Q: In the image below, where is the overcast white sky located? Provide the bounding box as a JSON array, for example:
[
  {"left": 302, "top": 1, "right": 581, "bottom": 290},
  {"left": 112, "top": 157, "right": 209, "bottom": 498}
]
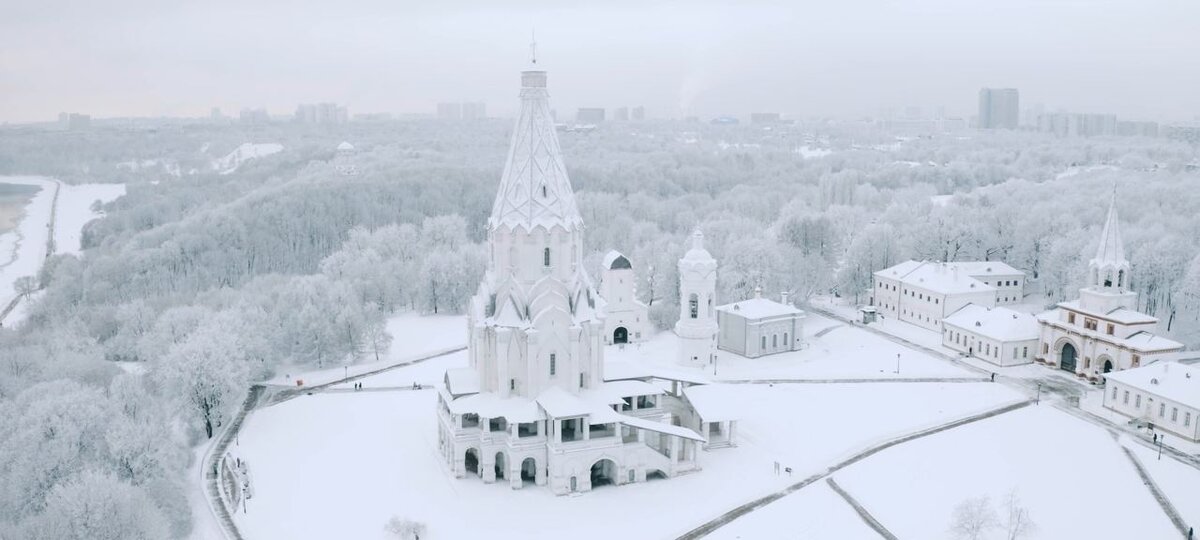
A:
[{"left": 1, "top": 0, "right": 1197, "bottom": 123}]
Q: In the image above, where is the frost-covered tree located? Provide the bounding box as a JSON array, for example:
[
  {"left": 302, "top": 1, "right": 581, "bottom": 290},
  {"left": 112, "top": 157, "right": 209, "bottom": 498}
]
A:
[
  {"left": 949, "top": 496, "right": 999, "bottom": 540},
  {"left": 19, "top": 470, "right": 170, "bottom": 540},
  {"left": 155, "top": 322, "right": 249, "bottom": 438}
]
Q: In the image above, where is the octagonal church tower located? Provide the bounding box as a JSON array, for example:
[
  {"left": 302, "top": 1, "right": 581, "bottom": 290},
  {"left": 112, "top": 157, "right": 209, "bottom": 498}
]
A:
[{"left": 465, "top": 64, "right": 605, "bottom": 401}]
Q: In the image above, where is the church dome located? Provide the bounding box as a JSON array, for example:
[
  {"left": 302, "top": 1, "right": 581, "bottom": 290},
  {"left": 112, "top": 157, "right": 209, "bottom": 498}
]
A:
[{"left": 681, "top": 230, "right": 715, "bottom": 264}]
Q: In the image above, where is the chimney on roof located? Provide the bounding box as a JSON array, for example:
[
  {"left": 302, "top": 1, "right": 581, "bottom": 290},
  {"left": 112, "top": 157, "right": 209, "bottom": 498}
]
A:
[{"left": 781, "top": 291, "right": 789, "bottom": 305}]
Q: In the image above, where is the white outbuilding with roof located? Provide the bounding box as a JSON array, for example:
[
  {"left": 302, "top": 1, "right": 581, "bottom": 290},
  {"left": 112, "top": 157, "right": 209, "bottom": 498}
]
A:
[
  {"left": 600, "top": 250, "right": 649, "bottom": 345},
  {"left": 942, "top": 304, "right": 1038, "bottom": 366},
  {"left": 871, "top": 260, "right": 1003, "bottom": 331},
  {"left": 1102, "top": 362, "right": 1200, "bottom": 442},
  {"left": 715, "top": 288, "right": 806, "bottom": 358}
]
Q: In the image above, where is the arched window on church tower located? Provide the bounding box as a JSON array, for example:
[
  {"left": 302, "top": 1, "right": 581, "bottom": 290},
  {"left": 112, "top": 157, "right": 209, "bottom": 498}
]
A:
[
  {"left": 544, "top": 247, "right": 551, "bottom": 267},
  {"left": 1103, "top": 269, "right": 1113, "bottom": 288},
  {"left": 689, "top": 294, "right": 699, "bottom": 319},
  {"left": 1118, "top": 269, "right": 1125, "bottom": 289},
  {"left": 707, "top": 297, "right": 713, "bottom": 317}
]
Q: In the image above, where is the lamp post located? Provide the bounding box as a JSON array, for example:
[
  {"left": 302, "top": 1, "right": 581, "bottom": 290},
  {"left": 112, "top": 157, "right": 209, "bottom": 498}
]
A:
[
  {"left": 1036, "top": 383, "right": 1041, "bottom": 405},
  {"left": 895, "top": 353, "right": 900, "bottom": 375}
]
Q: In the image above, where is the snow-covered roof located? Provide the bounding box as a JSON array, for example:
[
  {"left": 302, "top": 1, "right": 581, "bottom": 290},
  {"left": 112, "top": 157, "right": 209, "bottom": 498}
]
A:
[
  {"left": 943, "top": 304, "right": 1038, "bottom": 342},
  {"left": 1093, "top": 193, "right": 1126, "bottom": 266},
  {"left": 447, "top": 392, "right": 545, "bottom": 423},
  {"left": 603, "top": 250, "right": 632, "bottom": 270},
  {"left": 603, "top": 360, "right": 654, "bottom": 382},
  {"left": 1056, "top": 301, "right": 1159, "bottom": 325},
  {"left": 603, "top": 360, "right": 713, "bottom": 386},
  {"left": 716, "top": 297, "right": 804, "bottom": 320},
  {"left": 1120, "top": 331, "right": 1184, "bottom": 352},
  {"left": 444, "top": 367, "right": 479, "bottom": 397},
  {"left": 1105, "top": 362, "right": 1200, "bottom": 408},
  {"left": 684, "top": 385, "right": 742, "bottom": 422},
  {"left": 875, "top": 260, "right": 996, "bottom": 295},
  {"left": 336, "top": 141, "right": 354, "bottom": 151},
  {"left": 487, "top": 69, "right": 583, "bottom": 232},
  {"left": 536, "top": 387, "right": 596, "bottom": 418},
  {"left": 944, "top": 261, "right": 1023, "bottom": 278},
  {"left": 619, "top": 415, "right": 706, "bottom": 442},
  {"left": 586, "top": 380, "right": 663, "bottom": 405}
]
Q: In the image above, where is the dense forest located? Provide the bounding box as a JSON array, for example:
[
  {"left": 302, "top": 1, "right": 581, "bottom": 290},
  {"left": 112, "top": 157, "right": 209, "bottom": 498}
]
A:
[{"left": 0, "top": 118, "right": 1197, "bottom": 537}]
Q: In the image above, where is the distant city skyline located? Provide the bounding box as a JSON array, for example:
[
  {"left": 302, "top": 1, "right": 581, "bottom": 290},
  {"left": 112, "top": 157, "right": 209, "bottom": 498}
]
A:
[{"left": 2, "top": 0, "right": 1198, "bottom": 124}]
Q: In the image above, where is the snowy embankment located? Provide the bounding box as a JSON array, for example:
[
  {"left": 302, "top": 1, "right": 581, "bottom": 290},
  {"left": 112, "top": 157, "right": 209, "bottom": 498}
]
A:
[
  {"left": 0, "top": 176, "right": 56, "bottom": 318},
  {"left": 212, "top": 143, "right": 284, "bottom": 175},
  {"left": 0, "top": 177, "right": 125, "bottom": 326},
  {"left": 832, "top": 406, "right": 1183, "bottom": 540}
]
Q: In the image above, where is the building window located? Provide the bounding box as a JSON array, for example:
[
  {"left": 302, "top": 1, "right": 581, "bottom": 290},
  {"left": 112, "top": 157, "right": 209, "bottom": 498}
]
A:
[
  {"left": 1172, "top": 408, "right": 1178, "bottom": 422},
  {"left": 1123, "top": 391, "right": 1129, "bottom": 405},
  {"left": 689, "top": 294, "right": 698, "bottom": 319},
  {"left": 1012, "top": 348, "right": 1018, "bottom": 360},
  {"left": 1084, "top": 319, "right": 1098, "bottom": 331},
  {"left": 1159, "top": 403, "right": 1166, "bottom": 418},
  {"left": 1068, "top": 313, "right": 1076, "bottom": 324},
  {"left": 1106, "top": 323, "right": 1114, "bottom": 335},
  {"left": 761, "top": 336, "right": 767, "bottom": 349},
  {"left": 1022, "top": 346, "right": 1028, "bottom": 358},
  {"left": 550, "top": 354, "right": 556, "bottom": 376},
  {"left": 1135, "top": 394, "right": 1141, "bottom": 408},
  {"left": 784, "top": 332, "right": 789, "bottom": 344},
  {"left": 1042, "top": 343, "right": 1049, "bottom": 354},
  {"left": 579, "top": 373, "right": 585, "bottom": 389},
  {"left": 1132, "top": 354, "right": 1141, "bottom": 367},
  {"left": 1084, "top": 357, "right": 1091, "bottom": 369},
  {"left": 772, "top": 334, "right": 778, "bottom": 348},
  {"left": 544, "top": 247, "right": 551, "bottom": 267},
  {"left": 510, "top": 379, "right": 516, "bottom": 390},
  {"left": 1186, "top": 412, "right": 1192, "bottom": 427},
  {"left": 1111, "top": 386, "right": 1118, "bottom": 400},
  {"left": 541, "top": 185, "right": 547, "bottom": 198}
]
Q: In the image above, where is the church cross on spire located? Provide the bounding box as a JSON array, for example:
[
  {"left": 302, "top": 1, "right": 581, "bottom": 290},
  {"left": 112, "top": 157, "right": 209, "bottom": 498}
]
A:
[{"left": 530, "top": 30, "right": 537, "bottom": 65}]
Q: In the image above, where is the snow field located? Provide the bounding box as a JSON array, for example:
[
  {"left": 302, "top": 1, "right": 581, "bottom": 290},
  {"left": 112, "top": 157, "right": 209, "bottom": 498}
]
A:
[
  {"left": 708, "top": 481, "right": 880, "bottom": 540},
  {"left": 833, "top": 405, "right": 1181, "bottom": 540},
  {"left": 608, "top": 313, "right": 976, "bottom": 381},
  {"left": 264, "top": 313, "right": 466, "bottom": 387},
  {"left": 54, "top": 182, "right": 126, "bottom": 254},
  {"left": 233, "top": 376, "right": 1024, "bottom": 540}
]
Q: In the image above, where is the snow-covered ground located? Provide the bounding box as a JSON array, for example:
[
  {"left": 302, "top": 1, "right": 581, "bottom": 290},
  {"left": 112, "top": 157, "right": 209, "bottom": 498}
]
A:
[
  {"left": 607, "top": 313, "right": 976, "bottom": 381},
  {"left": 54, "top": 183, "right": 126, "bottom": 254},
  {"left": 833, "top": 405, "right": 1183, "bottom": 539},
  {"left": 1122, "top": 435, "right": 1200, "bottom": 530},
  {"left": 234, "top": 364, "right": 1023, "bottom": 539},
  {"left": 213, "top": 143, "right": 284, "bottom": 175},
  {"left": 0, "top": 176, "right": 126, "bottom": 325},
  {"left": 263, "top": 313, "right": 465, "bottom": 387},
  {"left": 0, "top": 176, "right": 55, "bottom": 314},
  {"left": 708, "top": 481, "right": 880, "bottom": 539}
]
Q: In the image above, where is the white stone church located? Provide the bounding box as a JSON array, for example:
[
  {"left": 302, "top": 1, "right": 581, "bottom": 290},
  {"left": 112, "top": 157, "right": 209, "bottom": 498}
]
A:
[
  {"left": 1034, "top": 195, "right": 1183, "bottom": 380},
  {"left": 436, "top": 59, "right": 707, "bottom": 494}
]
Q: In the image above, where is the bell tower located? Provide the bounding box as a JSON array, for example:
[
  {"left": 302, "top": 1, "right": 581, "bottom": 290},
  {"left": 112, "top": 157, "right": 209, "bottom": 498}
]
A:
[{"left": 675, "top": 230, "right": 719, "bottom": 366}]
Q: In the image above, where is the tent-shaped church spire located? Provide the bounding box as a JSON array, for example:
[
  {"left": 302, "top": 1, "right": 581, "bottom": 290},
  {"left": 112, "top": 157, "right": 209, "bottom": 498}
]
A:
[
  {"left": 1093, "top": 190, "right": 1126, "bottom": 266},
  {"left": 487, "top": 41, "right": 583, "bottom": 233}
]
